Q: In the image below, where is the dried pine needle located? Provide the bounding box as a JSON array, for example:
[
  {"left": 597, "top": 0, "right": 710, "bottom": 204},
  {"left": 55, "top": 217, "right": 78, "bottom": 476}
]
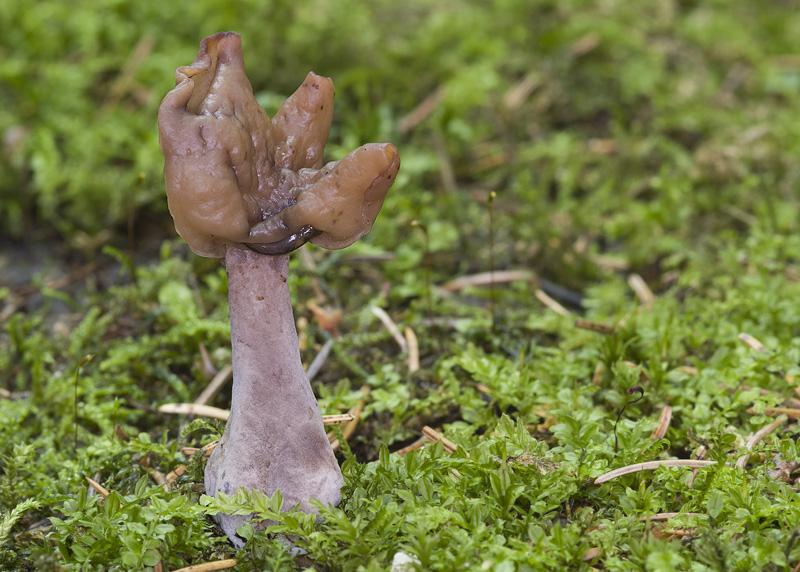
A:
[
  {"left": 649, "top": 406, "right": 672, "bottom": 440},
  {"left": 159, "top": 403, "right": 352, "bottom": 426},
  {"left": 193, "top": 363, "right": 233, "bottom": 407},
  {"left": 322, "top": 413, "right": 356, "bottom": 426},
  {"left": 85, "top": 476, "right": 109, "bottom": 498},
  {"left": 371, "top": 306, "right": 407, "bottom": 351},
  {"left": 306, "top": 338, "right": 334, "bottom": 381},
  {"left": 738, "top": 332, "right": 767, "bottom": 352},
  {"left": 169, "top": 560, "right": 238, "bottom": 572},
  {"left": 166, "top": 464, "right": 187, "bottom": 483},
  {"left": 421, "top": 426, "right": 463, "bottom": 455},
  {"left": 594, "top": 460, "right": 717, "bottom": 485},
  {"left": 393, "top": 436, "right": 428, "bottom": 456},
  {"left": 405, "top": 327, "right": 420, "bottom": 372},
  {"left": 574, "top": 320, "right": 615, "bottom": 335},
  {"left": 627, "top": 273, "right": 654, "bottom": 308},
  {"left": 746, "top": 407, "right": 800, "bottom": 419},
  {"left": 534, "top": 288, "right": 571, "bottom": 316},
  {"left": 181, "top": 441, "right": 217, "bottom": 458},
  {"left": 329, "top": 387, "right": 369, "bottom": 450},
  {"left": 582, "top": 547, "right": 602, "bottom": 562},
  {"left": 148, "top": 468, "right": 168, "bottom": 487},
  {"left": 158, "top": 403, "right": 230, "bottom": 420},
  {"left": 441, "top": 270, "right": 533, "bottom": 292}
]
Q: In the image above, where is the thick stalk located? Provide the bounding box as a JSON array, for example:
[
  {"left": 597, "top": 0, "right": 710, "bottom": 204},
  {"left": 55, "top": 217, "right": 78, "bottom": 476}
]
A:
[{"left": 205, "top": 245, "right": 343, "bottom": 547}]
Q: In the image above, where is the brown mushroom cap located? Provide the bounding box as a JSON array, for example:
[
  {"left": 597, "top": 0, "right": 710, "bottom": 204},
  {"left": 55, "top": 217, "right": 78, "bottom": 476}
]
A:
[
  {"left": 158, "top": 31, "right": 399, "bottom": 258},
  {"left": 158, "top": 32, "right": 259, "bottom": 258},
  {"left": 249, "top": 143, "right": 400, "bottom": 249}
]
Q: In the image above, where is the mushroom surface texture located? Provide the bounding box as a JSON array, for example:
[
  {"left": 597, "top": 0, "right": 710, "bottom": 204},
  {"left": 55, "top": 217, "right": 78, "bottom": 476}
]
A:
[{"left": 157, "top": 31, "right": 400, "bottom": 547}]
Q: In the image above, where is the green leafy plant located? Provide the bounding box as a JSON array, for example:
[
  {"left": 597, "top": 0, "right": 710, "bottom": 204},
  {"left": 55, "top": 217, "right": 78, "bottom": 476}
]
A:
[{"left": 47, "top": 477, "right": 215, "bottom": 569}]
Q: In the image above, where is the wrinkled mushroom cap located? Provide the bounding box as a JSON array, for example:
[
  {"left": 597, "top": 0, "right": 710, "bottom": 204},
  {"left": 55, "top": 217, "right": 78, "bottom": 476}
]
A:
[
  {"left": 250, "top": 143, "right": 400, "bottom": 249},
  {"left": 158, "top": 32, "right": 399, "bottom": 258}
]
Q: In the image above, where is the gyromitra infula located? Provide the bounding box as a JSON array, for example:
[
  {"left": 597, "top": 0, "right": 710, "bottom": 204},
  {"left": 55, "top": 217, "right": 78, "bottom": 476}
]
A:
[{"left": 158, "top": 31, "right": 399, "bottom": 547}]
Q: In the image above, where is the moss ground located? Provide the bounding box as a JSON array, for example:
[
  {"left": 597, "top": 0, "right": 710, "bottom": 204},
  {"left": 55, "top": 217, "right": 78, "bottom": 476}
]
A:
[{"left": 2, "top": 1, "right": 800, "bottom": 570}]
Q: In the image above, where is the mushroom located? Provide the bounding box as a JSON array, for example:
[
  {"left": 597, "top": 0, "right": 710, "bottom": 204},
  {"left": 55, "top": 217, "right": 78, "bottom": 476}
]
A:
[{"left": 157, "top": 32, "right": 399, "bottom": 547}]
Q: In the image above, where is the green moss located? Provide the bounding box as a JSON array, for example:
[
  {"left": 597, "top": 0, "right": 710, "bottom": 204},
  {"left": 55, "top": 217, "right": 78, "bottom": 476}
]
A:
[{"left": 3, "top": 0, "right": 800, "bottom": 569}]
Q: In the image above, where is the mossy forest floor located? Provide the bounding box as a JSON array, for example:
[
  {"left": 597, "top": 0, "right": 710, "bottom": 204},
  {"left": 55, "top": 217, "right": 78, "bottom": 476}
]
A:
[{"left": 2, "top": 1, "right": 800, "bottom": 570}]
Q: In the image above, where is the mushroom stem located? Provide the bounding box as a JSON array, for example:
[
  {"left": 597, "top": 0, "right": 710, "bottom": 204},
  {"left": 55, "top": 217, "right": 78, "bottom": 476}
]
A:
[{"left": 204, "top": 244, "right": 343, "bottom": 547}]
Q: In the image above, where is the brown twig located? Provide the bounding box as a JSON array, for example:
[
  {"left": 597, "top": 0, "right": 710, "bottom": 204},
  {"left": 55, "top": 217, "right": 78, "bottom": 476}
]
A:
[
  {"left": 149, "top": 464, "right": 188, "bottom": 491},
  {"left": 653, "top": 526, "right": 697, "bottom": 540}
]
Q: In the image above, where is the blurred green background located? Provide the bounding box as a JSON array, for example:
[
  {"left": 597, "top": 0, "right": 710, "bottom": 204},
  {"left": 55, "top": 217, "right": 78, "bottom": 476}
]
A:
[{"left": 3, "top": 0, "right": 798, "bottom": 290}]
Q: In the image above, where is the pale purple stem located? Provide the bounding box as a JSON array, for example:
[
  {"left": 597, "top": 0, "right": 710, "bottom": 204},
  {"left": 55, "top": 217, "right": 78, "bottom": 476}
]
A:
[{"left": 204, "top": 244, "right": 343, "bottom": 547}]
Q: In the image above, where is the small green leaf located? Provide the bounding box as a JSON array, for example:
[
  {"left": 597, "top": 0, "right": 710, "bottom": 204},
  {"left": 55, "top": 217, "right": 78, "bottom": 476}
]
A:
[
  {"left": 71, "top": 543, "right": 88, "bottom": 562},
  {"left": 707, "top": 491, "right": 725, "bottom": 519},
  {"left": 127, "top": 522, "right": 148, "bottom": 535},
  {"left": 236, "top": 522, "right": 255, "bottom": 543},
  {"left": 143, "top": 548, "right": 162, "bottom": 567},
  {"left": 270, "top": 489, "right": 284, "bottom": 513}
]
